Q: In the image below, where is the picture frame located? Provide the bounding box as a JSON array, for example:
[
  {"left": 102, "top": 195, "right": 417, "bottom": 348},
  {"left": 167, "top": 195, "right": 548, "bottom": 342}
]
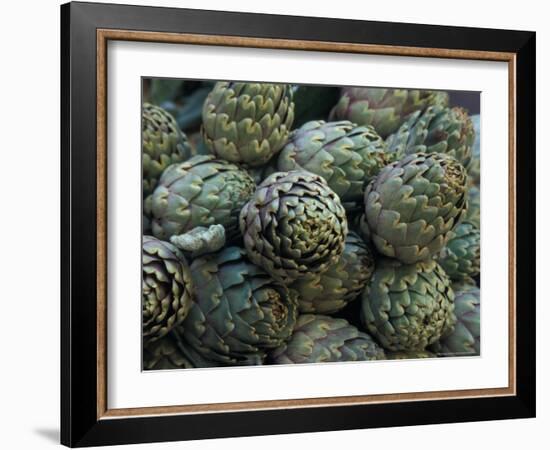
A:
[{"left": 60, "top": 1, "right": 536, "bottom": 447}]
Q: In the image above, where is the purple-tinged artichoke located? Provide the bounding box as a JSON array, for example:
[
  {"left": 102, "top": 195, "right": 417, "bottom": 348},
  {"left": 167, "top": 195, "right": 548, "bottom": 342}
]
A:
[
  {"left": 291, "top": 231, "right": 375, "bottom": 314},
  {"left": 142, "top": 236, "right": 194, "bottom": 343},
  {"left": 363, "top": 152, "right": 468, "bottom": 264},
  {"left": 239, "top": 170, "right": 348, "bottom": 284},
  {"left": 464, "top": 186, "right": 480, "bottom": 229},
  {"left": 361, "top": 258, "right": 456, "bottom": 351},
  {"left": 330, "top": 87, "right": 449, "bottom": 138},
  {"left": 437, "top": 222, "right": 480, "bottom": 283},
  {"left": 386, "top": 350, "right": 436, "bottom": 360},
  {"left": 386, "top": 106, "right": 475, "bottom": 168},
  {"left": 202, "top": 82, "right": 295, "bottom": 167},
  {"left": 431, "top": 283, "right": 480, "bottom": 356},
  {"left": 143, "top": 333, "right": 194, "bottom": 370},
  {"left": 142, "top": 103, "right": 191, "bottom": 197},
  {"left": 276, "top": 120, "right": 390, "bottom": 211},
  {"left": 146, "top": 155, "right": 255, "bottom": 241},
  {"left": 179, "top": 246, "right": 298, "bottom": 366},
  {"left": 270, "top": 315, "right": 384, "bottom": 364}
]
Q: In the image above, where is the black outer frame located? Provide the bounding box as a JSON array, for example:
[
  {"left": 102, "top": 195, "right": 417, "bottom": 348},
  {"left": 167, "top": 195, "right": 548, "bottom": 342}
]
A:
[{"left": 60, "top": 1, "right": 536, "bottom": 447}]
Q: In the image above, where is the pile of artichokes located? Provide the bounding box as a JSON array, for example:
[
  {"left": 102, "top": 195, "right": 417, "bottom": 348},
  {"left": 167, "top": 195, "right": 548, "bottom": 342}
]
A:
[{"left": 142, "top": 81, "right": 481, "bottom": 369}]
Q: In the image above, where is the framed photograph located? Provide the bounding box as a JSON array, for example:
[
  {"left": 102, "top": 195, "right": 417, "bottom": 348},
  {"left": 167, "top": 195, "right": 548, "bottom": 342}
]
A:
[{"left": 61, "top": 1, "right": 536, "bottom": 447}]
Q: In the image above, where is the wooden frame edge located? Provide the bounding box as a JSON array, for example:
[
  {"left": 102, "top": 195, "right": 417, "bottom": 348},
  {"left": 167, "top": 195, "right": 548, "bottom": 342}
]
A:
[
  {"left": 101, "top": 387, "right": 515, "bottom": 419},
  {"left": 97, "top": 29, "right": 108, "bottom": 419},
  {"left": 98, "top": 29, "right": 515, "bottom": 61},
  {"left": 508, "top": 55, "right": 517, "bottom": 395},
  {"left": 96, "top": 28, "right": 517, "bottom": 421}
]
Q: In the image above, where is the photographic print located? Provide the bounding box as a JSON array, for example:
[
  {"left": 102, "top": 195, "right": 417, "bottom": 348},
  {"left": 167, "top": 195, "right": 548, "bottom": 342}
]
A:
[
  {"left": 141, "top": 79, "right": 481, "bottom": 370},
  {"left": 62, "top": 5, "right": 534, "bottom": 444}
]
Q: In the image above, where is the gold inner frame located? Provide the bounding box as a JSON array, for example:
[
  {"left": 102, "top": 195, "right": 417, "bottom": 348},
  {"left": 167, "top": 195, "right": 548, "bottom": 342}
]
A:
[{"left": 96, "top": 29, "right": 517, "bottom": 420}]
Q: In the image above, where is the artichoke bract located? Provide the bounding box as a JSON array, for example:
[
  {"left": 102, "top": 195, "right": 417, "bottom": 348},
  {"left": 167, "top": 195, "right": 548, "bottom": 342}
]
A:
[
  {"left": 363, "top": 152, "right": 468, "bottom": 264},
  {"left": 468, "top": 114, "right": 480, "bottom": 187},
  {"left": 143, "top": 334, "right": 194, "bottom": 370},
  {"left": 386, "top": 106, "right": 475, "bottom": 168},
  {"left": 147, "top": 155, "right": 255, "bottom": 241},
  {"left": 464, "top": 186, "right": 480, "bottom": 229},
  {"left": 276, "top": 120, "right": 390, "bottom": 211},
  {"left": 438, "top": 222, "right": 480, "bottom": 283},
  {"left": 386, "top": 350, "right": 435, "bottom": 360},
  {"left": 270, "top": 315, "right": 385, "bottom": 364},
  {"left": 142, "top": 236, "right": 194, "bottom": 343},
  {"left": 330, "top": 87, "right": 449, "bottom": 138},
  {"left": 202, "top": 82, "right": 295, "bottom": 167},
  {"left": 240, "top": 170, "right": 348, "bottom": 284},
  {"left": 291, "top": 231, "right": 375, "bottom": 314},
  {"left": 180, "top": 246, "right": 298, "bottom": 366},
  {"left": 142, "top": 103, "right": 191, "bottom": 197},
  {"left": 361, "top": 258, "right": 456, "bottom": 351},
  {"left": 431, "top": 283, "right": 480, "bottom": 356}
]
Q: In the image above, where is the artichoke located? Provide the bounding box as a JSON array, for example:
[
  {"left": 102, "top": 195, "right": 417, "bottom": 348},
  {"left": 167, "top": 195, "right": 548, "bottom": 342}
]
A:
[
  {"left": 468, "top": 114, "right": 480, "bottom": 186},
  {"left": 142, "top": 103, "right": 191, "bottom": 197},
  {"left": 291, "top": 231, "right": 375, "bottom": 314},
  {"left": 276, "top": 120, "right": 390, "bottom": 211},
  {"left": 468, "top": 158, "right": 480, "bottom": 188},
  {"left": 180, "top": 246, "right": 298, "bottom": 366},
  {"left": 431, "top": 283, "right": 480, "bottom": 356},
  {"left": 147, "top": 155, "right": 255, "bottom": 241},
  {"left": 361, "top": 258, "right": 456, "bottom": 351},
  {"left": 464, "top": 186, "right": 480, "bottom": 229},
  {"left": 438, "top": 222, "right": 480, "bottom": 283},
  {"left": 386, "top": 350, "right": 435, "bottom": 360},
  {"left": 363, "top": 152, "right": 468, "bottom": 264},
  {"left": 143, "top": 334, "right": 194, "bottom": 370},
  {"left": 142, "top": 236, "right": 194, "bottom": 343},
  {"left": 240, "top": 170, "right": 348, "bottom": 284},
  {"left": 202, "top": 82, "right": 295, "bottom": 167},
  {"left": 386, "top": 106, "right": 475, "bottom": 168},
  {"left": 270, "top": 315, "right": 384, "bottom": 364},
  {"left": 330, "top": 87, "right": 449, "bottom": 138}
]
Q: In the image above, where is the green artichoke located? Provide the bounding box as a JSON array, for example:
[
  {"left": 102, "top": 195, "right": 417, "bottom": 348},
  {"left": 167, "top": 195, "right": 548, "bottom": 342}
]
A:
[
  {"left": 291, "top": 231, "right": 375, "bottom": 314},
  {"left": 239, "top": 170, "right": 348, "bottom": 284},
  {"left": 355, "top": 213, "right": 375, "bottom": 246},
  {"left": 270, "top": 315, "right": 384, "bottom": 364},
  {"left": 431, "top": 283, "right": 480, "bottom": 356},
  {"left": 142, "top": 103, "right": 191, "bottom": 197},
  {"left": 361, "top": 258, "right": 456, "bottom": 351},
  {"left": 202, "top": 82, "right": 295, "bottom": 167},
  {"left": 468, "top": 157, "right": 480, "bottom": 188},
  {"left": 142, "top": 236, "right": 194, "bottom": 343},
  {"left": 468, "top": 114, "right": 480, "bottom": 186},
  {"left": 330, "top": 88, "right": 449, "bottom": 138},
  {"left": 180, "top": 246, "right": 298, "bottom": 366},
  {"left": 386, "top": 106, "right": 475, "bottom": 168},
  {"left": 386, "top": 350, "right": 435, "bottom": 360},
  {"left": 147, "top": 155, "right": 255, "bottom": 241},
  {"left": 143, "top": 334, "right": 194, "bottom": 370},
  {"left": 276, "top": 120, "right": 391, "bottom": 211},
  {"left": 363, "top": 152, "right": 468, "bottom": 264},
  {"left": 464, "top": 186, "right": 480, "bottom": 229},
  {"left": 438, "top": 222, "right": 480, "bottom": 283}
]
